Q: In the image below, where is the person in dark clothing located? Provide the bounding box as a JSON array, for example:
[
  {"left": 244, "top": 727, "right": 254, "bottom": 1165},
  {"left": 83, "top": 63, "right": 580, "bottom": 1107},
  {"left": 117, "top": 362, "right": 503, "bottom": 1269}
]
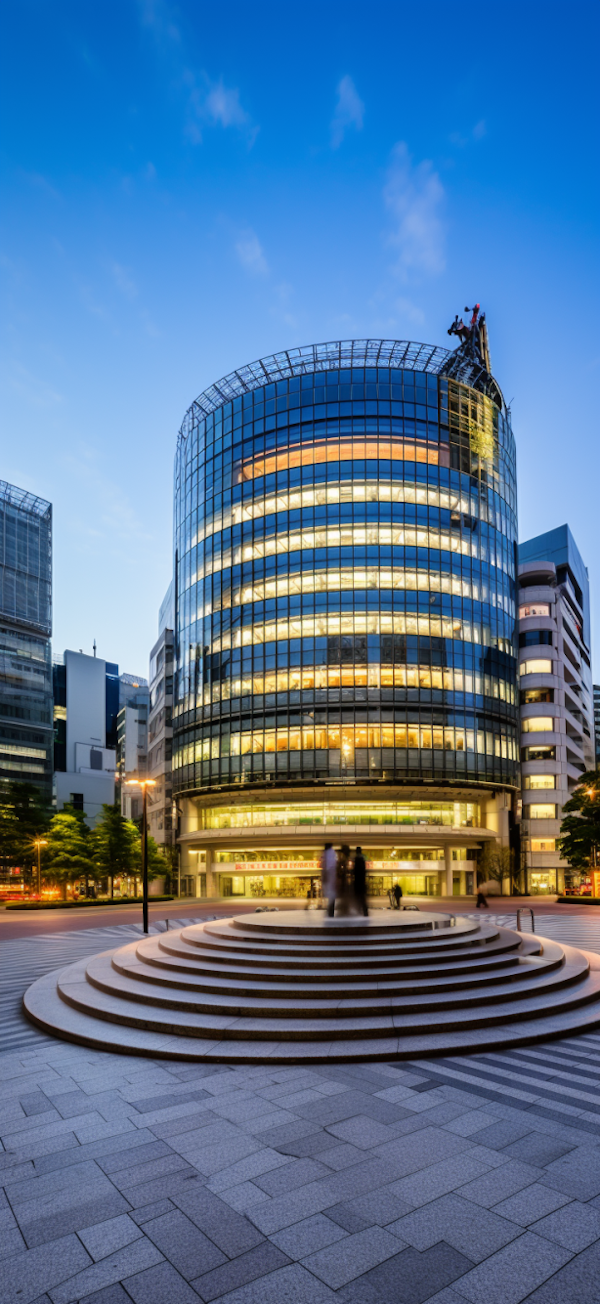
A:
[
  {"left": 393, "top": 883, "right": 403, "bottom": 909},
  {"left": 476, "top": 888, "right": 488, "bottom": 908},
  {"left": 353, "top": 847, "right": 368, "bottom": 917}
]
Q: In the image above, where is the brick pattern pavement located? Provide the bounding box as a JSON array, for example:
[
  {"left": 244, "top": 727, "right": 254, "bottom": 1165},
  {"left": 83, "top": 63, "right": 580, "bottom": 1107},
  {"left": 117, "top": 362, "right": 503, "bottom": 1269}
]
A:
[{"left": 4, "top": 1037, "right": 600, "bottom": 1302}]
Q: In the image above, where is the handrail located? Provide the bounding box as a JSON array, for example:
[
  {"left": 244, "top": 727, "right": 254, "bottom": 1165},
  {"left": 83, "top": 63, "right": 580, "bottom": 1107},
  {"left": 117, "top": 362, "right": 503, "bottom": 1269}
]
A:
[{"left": 516, "top": 907, "right": 535, "bottom": 934}]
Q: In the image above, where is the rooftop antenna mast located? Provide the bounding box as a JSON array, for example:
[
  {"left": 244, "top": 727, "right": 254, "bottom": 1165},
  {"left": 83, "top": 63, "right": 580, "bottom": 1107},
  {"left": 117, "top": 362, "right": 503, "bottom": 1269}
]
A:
[{"left": 93, "top": 639, "right": 97, "bottom": 658}]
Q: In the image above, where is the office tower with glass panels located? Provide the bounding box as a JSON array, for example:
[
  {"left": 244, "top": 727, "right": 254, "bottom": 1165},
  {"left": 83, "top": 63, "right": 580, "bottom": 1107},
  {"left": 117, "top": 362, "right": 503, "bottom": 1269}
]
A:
[
  {"left": 0, "top": 481, "right": 53, "bottom": 799},
  {"left": 173, "top": 333, "right": 520, "bottom": 900}
]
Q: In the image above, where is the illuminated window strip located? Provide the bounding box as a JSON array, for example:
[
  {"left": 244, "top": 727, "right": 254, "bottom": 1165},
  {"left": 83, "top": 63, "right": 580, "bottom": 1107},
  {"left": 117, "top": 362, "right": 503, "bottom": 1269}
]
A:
[
  {"left": 237, "top": 439, "right": 440, "bottom": 486},
  {"left": 194, "top": 480, "right": 511, "bottom": 547},
  {"left": 174, "top": 726, "right": 517, "bottom": 768},
  {"left": 202, "top": 569, "right": 514, "bottom": 615},
  {"left": 210, "top": 610, "right": 484, "bottom": 655},
  {"left": 0, "top": 743, "right": 48, "bottom": 759},
  {"left": 205, "top": 664, "right": 516, "bottom": 705},
  {"left": 195, "top": 482, "right": 472, "bottom": 545},
  {"left": 190, "top": 526, "right": 509, "bottom": 591},
  {"left": 202, "top": 801, "right": 481, "bottom": 830}
]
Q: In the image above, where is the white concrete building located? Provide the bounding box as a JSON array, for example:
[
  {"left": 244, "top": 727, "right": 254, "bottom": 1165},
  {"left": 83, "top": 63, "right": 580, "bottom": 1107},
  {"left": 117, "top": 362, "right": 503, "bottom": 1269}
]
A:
[
  {"left": 518, "top": 526, "right": 595, "bottom": 895},
  {"left": 54, "top": 650, "right": 117, "bottom": 825}
]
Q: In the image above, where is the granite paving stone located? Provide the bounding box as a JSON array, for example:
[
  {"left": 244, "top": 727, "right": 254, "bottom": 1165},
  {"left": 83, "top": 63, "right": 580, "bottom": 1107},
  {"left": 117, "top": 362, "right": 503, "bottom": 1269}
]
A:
[
  {"left": 471, "top": 1120, "right": 536, "bottom": 1150},
  {"left": 269, "top": 1213, "right": 349, "bottom": 1259},
  {"left": 317, "top": 1142, "right": 370, "bottom": 1170},
  {"left": 203, "top": 1261, "right": 339, "bottom": 1303},
  {"left": 268, "top": 1131, "right": 332, "bottom": 1158},
  {"left": 129, "top": 1199, "right": 177, "bottom": 1225},
  {"left": 16, "top": 1192, "right": 133, "bottom": 1249},
  {"left": 120, "top": 1259, "right": 201, "bottom": 1304},
  {"left": 190, "top": 1241, "right": 290, "bottom": 1301},
  {"left": 390, "top": 1152, "right": 493, "bottom": 1207},
  {"left": 77, "top": 1286, "right": 133, "bottom": 1304},
  {"left": 0, "top": 1232, "right": 92, "bottom": 1304},
  {"left": 170, "top": 1184, "right": 265, "bottom": 1256},
  {"left": 253, "top": 1157, "right": 329, "bottom": 1195},
  {"left": 445, "top": 1110, "right": 503, "bottom": 1137},
  {"left": 542, "top": 1145, "right": 600, "bottom": 1199},
  {"left": 322, "top": 1201, "right": 372, "bottom": 1233},
  {"left": 330, "top": 1187, "right": 412, "bottom": 1227},
  {"left": 0, "top": 1223, "right": 27, "bottom": 1257},
  {"left": 324, "top": 1114, "right": 398, "bottom": 1149},
  {"left": 530, "top": 1199, "right": 600, "bottom": 1251},
  {"left": 77, "top": 1214, "right": 143, "bottom": 1261},
  {"left": 336, "top": 1242, "right": 474, "bottom": 1304},
  {"left": 388, "top": 1193, "right": 521, "bottom": 1262},
  {"left": 522, "top": 1239, "right": 600, "bottom": 1302},
  {"left": 301, "top": 1224, "right": 403, "bottom": 1288},
  {"left": 492, "top": 1183, "right": 573, "bottom": 1226},
  {"left": 48, "top": 1239, "right": 165, "bottom": 1304},
  {"left": 457, "top": 1159, "right": 542, "bottom": 1207},
  {"left": 216, "top": 1180, "right": 271, "bottom": 1213},
  {"left": 452, "top": 1230, "right": 573, "bottom": 1304},
  {"left": 500, "top": 1134, "right": 576, "bottom": 1166},
  {"left": 206, "top": 1149, "right": 289, "bottom": 1192},
  {"left": 96, "top": 1140, "right": 174, "bottom": 1173},
  {"left": 142, "top": 1208, "right": 227, "bottom": 1278},
  {"left": 374, "top": 1126, "right": 477, "bottom": 1176}
]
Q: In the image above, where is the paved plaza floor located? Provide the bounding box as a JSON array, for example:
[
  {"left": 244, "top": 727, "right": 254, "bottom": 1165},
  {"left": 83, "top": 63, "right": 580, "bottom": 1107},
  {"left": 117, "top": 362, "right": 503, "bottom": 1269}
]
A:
[{"left": 3, "top": 916, "right": 600, "bottom": 1304}]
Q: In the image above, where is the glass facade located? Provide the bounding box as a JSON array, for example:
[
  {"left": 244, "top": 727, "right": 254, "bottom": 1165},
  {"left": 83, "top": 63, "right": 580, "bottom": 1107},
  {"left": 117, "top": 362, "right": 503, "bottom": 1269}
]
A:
[
  {"left": 173, "top": 341, "right": 518, "bottom": 812},
  {"left": 0, "top": 482, "right": 53, "bottom": 796}
]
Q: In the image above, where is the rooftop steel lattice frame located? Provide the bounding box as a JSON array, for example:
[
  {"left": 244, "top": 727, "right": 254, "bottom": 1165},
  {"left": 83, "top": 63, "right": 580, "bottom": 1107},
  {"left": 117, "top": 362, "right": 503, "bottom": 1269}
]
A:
[
  {"left": 0, "top": 479, "right": 52, "bottom": 521},
  {"left": 179, "top": 338, "right": 504, "bottom": 443}
]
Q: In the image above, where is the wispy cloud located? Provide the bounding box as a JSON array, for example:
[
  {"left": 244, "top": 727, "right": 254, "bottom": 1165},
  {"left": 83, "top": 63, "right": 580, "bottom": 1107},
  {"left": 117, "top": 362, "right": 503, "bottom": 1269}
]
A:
[
  {"left": 137, "top": 0, "right": 180, "bottom": 43},
  {"left": 331, "top": 75, "right": 364, "bottom": 149},
  {"left": 394, "top": 296, "right": 426, "bottom": 326},
  {"left": 187, "top": 75, "right": 258, "bottom": 147},
  {"left": 235, "top": 230, "right": 268, "bottom": 276},
  {"left": 450, "top": 120, "right": 486, "bottom": 147},
  {"left": 384, "top": 142, "right": 445, "bottom": 279},
  {"left": 206, "top": 81, "right": 248, "bottom": 129}
]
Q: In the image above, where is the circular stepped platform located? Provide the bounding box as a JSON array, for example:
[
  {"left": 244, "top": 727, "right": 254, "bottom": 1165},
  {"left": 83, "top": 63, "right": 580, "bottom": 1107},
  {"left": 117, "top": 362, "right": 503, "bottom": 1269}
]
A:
[{"left": 23, "top": 910, "right": 600, "bottom": 1063}]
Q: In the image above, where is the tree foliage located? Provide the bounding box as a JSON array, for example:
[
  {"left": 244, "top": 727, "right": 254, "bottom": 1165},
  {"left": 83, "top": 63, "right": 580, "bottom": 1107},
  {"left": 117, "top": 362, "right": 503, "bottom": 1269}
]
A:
[
  {"left": 558, "top": 769, "right": 600, "bottom": 870},
  {"left": 43, "top": 807, "right": 95, "bottom": 898},
  {"left": 478, "top": 844, "right": 514, "bottom": 890},
  {"left": 91, "top": 803, "right": 140, "bottom": 892}
]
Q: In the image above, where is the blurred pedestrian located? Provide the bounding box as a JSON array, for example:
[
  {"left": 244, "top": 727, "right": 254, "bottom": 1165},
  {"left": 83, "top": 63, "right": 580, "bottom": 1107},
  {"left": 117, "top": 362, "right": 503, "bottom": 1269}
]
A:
[
  {"left": 353, "top": 847, "right": 368, "bottom": 916},
  {"left": 476, "top": 886, "right": 488, "bottom": 908},
  {"left": 393, "top": 883, "right": 403, "bottom": 909},
  {"left": 320, "top": 843, "right": 337, "bottom": 917},
  {"left": 337, "top": 844, "right": 351, "bottom": 915}
]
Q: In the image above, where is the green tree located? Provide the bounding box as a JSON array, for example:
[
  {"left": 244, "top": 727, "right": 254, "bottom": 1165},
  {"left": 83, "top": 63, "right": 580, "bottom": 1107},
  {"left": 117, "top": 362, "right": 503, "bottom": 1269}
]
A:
[
  {"left": 43, "top": 807, "right": 95, "bottom": 899},
  {"left": 558, "top": 769, "right": 600, "bottom": 870},
  {"left": 478, "top": 844, "right": 514, "bottom": 893},
  {"left": 91, "top": 803, "right": 140, "bottom": 896},
  {"left": 146, "top": 835, "right": 169, "bottom": 884}
]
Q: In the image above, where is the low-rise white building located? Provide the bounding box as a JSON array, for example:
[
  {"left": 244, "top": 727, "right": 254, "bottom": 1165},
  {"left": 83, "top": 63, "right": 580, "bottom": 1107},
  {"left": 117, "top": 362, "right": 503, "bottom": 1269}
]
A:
[{"left": 518, "top": 526, "right": 595, "bottom": 895}]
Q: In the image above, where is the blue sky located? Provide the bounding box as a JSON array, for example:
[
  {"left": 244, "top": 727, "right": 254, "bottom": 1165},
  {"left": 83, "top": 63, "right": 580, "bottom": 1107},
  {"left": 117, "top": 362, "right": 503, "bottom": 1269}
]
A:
[{"left": 1, "top": 0, "right": 598, "bottom": 674}]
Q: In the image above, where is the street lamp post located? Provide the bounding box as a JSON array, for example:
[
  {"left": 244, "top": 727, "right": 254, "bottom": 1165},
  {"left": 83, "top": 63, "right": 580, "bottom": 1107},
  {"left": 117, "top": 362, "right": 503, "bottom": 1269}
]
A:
[
  {"left": 125, "top": 779, "right": 156, "bottom": 933},
  {"left": 33, "top": 839, "right": 48, "bottom": 898}
]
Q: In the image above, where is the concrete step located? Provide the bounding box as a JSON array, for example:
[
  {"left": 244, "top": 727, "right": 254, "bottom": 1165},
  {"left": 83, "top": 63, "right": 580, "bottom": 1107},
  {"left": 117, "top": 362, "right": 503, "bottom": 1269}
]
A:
[
  {"left": 22, "top": 909, "right": 600, "bottom": 1064},
  {"left": 51, "top": 948, "right": 599, "bottom": 1041},
  {"left": 23, "top": 959, "right": 600, "bottom": 1063},
  {"left": 88, "top": 946, "right": 574, "bottom": 1017}
]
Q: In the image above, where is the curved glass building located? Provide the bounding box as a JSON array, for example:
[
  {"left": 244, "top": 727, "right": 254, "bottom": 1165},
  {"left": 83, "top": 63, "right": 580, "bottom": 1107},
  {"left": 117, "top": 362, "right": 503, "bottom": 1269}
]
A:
[{"left": 174, "top": 328, "right": 519, "bottom": 900}]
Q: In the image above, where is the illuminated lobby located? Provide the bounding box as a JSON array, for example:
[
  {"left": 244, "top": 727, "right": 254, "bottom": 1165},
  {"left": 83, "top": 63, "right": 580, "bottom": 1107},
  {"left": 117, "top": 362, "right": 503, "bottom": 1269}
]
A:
[{"left": 172, "top": 326, "right": 519, "bottom": 899}]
